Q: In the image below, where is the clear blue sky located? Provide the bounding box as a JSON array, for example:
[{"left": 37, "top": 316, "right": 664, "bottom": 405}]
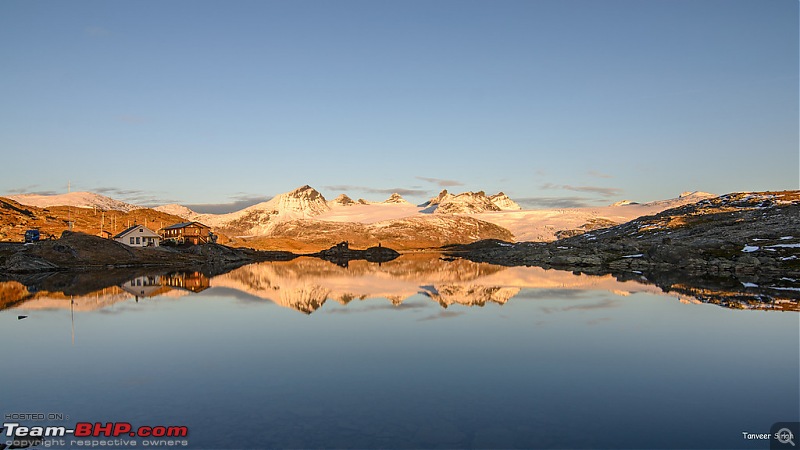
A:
[{"left": 1, "top": 0, "right": 797, "bottom": 212}]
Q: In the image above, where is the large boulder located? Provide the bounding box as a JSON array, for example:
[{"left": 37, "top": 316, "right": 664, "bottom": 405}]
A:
[{"left": 3, "top": 252, "right": 60, "bottom": 273}]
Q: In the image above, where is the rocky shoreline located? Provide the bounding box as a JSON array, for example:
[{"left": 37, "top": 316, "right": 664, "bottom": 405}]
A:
[
  {"left": 0, "top": 231, "right": 402, "bottom": 276},
  {"left": 0, "top": 231, "right": 296, "bottom": 274}
]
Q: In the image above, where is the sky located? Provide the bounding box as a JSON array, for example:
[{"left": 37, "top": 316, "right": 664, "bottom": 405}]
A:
[{"left": 0, "top": 0, "right": 797, "bottom": 212}]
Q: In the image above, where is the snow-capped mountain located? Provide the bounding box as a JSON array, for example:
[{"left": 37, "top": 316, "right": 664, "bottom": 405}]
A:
[
  {"left": 488, "top": 192, "right": 521, "bottom": 211},
  {"left": 420, "top": 190, "right": 521, "bottom": 213},
  {"left": 153, "top": 203, "right": 201, "bottom": 220},
  {"left": 381, "top": 193, "right": 412, "bottom": 205},
  {"left": 261, "top": 184, "right": 329, "bottom": 216},
  {"left": 7, "top": 191, "right": 141, "bottom": 212},
  {"left": 434, "top": 191, "right": 502, "bottom": 214},
  {"left": 203, "top": 185, "right": 330, "bottom": 235}
]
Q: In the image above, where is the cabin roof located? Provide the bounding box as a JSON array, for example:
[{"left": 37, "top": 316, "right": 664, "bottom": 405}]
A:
[
  {"left": 162, "top": 221, "right": 210, "bottom": 230},
  {"left": 113, "top": 225, "right": 160, "bottom": 239}
]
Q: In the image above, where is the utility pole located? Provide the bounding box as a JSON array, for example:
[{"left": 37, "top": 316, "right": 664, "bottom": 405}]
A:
[{"left": 67, "top": 180, "right": 73, "bottom": 231}]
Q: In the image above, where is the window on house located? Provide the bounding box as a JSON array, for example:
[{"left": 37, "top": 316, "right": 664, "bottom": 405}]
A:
[
  {"left": 130, "top": 237, "right": 134, "bottom": 244},
  {"left": 136, "top": 237, "right": 140, "bottom": 244}
]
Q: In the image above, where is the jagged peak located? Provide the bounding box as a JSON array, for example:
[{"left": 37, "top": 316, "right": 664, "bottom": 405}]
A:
[
  {"left": 419, "top": 189, "right": 450, "bottom": 207},
  {"left": 288, "top": 184, "right": 324, "bottom": 199},
  {"left": 489, "top": 192, "right": 522, "bottom": 211}
]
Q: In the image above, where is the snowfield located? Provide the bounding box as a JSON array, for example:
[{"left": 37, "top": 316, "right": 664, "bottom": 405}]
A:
[{"left": 317, "top": 203, "right": 422, "bottom": 224}]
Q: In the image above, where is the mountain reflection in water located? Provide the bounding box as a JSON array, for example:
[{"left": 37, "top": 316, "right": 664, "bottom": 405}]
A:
[{"left": 2, "top": 254, "right": 798, "bottom": 313}]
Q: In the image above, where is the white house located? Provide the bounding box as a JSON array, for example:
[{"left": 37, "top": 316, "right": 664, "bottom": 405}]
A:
[{"left": 114, "top": 224, "right": 161, "bottom": 247}]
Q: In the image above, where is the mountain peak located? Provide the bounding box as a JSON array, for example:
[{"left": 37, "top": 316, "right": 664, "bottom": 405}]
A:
[
  {"left": 383, "top": 193, "right": 411, "bottom": 205},
  {"left": 420, "top": 189, "right": 449, "bottom": 207},
  {"left": 289, "top": 185, "right": 324, "bottom": 200},
  {"left": 330, "top": 194, "right": 356, "bottom": 206},
  {"left": 488, "top": 192, "right": 521, "bottom": 211}
]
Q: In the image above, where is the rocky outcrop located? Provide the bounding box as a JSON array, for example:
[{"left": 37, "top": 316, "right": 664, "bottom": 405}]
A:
[
  {"left": 312, "top": 242, "right": 400, "bottom": 266},
  {"left": 2, "top": 252, "right": 60, "bottom": 273},
  {"left": 554, "top": 218, "right": 619, "bottom": 240}
]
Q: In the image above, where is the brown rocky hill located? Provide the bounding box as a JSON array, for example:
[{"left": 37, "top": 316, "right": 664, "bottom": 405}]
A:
[
  {"left": 0, "top": 197, "right": 190, "bottom": 242},
  {"left": 229, "top": 216, "right": 514, "bottom": 252}
]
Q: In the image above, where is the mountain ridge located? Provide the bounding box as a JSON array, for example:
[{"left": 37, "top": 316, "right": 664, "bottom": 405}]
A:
[
  {"left": 8, "top": 192, "right": 142, "bottom": 212},
  {"left": 4, "top": 185, "right": 728, "bottom": 249}
]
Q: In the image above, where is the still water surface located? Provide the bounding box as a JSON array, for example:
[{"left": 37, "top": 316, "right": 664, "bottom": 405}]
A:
[{"left": 2, "top": 256, "right": 798, "bottom": 449}]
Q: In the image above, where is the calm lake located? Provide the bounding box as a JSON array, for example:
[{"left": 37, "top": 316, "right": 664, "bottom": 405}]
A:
[{"left": 2, "top": 256, "right": 798, "bottom": 449}]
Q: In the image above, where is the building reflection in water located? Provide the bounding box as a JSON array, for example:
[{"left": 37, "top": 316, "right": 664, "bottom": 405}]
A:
[
  {"left": 161, "top": 271, "right": 210, "bottom": 294},
  {"left": 121, "top": 272, "right": 211, "bottom": 301},
  {"left": 120, "top": 275, "right": 169, "bottom": 300}
]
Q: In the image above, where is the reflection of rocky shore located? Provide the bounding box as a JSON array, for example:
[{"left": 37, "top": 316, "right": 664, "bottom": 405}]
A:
[
  {"left": 1, "top": 270, "right": 208, "bottom": 311},
  {"left": 210, "top": 256, "right": 778, "bottom": 314},
  {"left": 4, "top": 252, "right": 797, "bottom": 314},
  {"left": 310, "top": 242, "right": 400, "bottom": 267}
]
